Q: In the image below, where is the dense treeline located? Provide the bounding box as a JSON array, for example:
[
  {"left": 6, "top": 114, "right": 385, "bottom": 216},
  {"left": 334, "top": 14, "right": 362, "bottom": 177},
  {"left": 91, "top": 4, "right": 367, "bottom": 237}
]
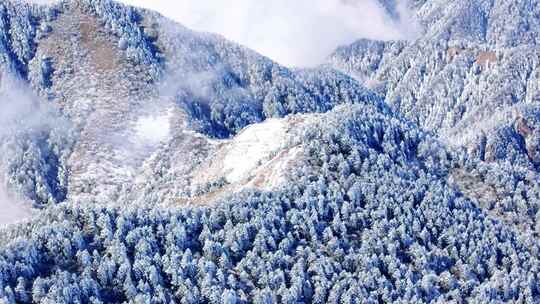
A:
[
  {"left": 1, "top": 104, "right": 540, "bottom": 303},
  {"left": 151, "top": 9, "right": 383, "bottom": 138},
  {"left": 172, "top": 65, "right": 382, "bottom": 139},
  {"left": 1, "top": 0, "right": 540, "bottom": 303},
  {"left": 0, "top": 0, "right": 42, "bottom": 77},
  {"left": 0, "top": 0, "right": 384, "bottom": 207}
]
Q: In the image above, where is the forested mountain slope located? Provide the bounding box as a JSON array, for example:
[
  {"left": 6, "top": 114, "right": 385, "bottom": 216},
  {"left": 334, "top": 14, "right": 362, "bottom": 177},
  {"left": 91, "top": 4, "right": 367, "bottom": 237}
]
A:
[
  {"left": 1, "top": 0, "right": 540, "bottom": 303},
  {"left": 330, "top": 0, "right": 540, "bottom": 168},
  {"left": 3, "top": 103, "right": 540, "bottom": 303},
  {"left": 0, "top": 0, "right": 381, "bottom": 207}
]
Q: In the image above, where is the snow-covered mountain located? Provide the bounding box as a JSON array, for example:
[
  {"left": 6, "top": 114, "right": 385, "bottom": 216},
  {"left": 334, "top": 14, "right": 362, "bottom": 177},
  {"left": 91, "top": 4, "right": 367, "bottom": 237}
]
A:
[
  {"left": 329, "top": 0, "right": 540, "bottom": 167},
  {"left": 1, "top": 0, "right": 540, "bottom": 303},
  {"left": 0, "top": 0, "right": 381, "bottom": 207}
]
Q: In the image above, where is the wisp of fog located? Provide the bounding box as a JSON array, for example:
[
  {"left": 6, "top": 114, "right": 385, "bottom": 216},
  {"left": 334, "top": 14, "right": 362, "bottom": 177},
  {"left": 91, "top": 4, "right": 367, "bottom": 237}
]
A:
[
  {"left": 0, "top": 73, "right": 51, "bottom": 225},
  {"left": 0, "top": 186, "right": 31, "bottom": 226}
]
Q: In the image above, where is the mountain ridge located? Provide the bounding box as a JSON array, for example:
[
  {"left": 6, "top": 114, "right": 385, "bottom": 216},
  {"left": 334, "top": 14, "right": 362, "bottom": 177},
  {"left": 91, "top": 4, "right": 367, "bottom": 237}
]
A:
[{"left": 1, "top": 0, "right": 540, "bottom": 302}]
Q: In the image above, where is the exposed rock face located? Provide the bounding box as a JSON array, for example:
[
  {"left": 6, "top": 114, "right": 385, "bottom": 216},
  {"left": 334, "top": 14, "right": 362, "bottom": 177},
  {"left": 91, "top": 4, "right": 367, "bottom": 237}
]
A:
[
  {"left": 475, "top": 51, "right": 497, "bottom": 67},
  {"left": 33, "top": 3, "right": 162, "bottom": 203}
]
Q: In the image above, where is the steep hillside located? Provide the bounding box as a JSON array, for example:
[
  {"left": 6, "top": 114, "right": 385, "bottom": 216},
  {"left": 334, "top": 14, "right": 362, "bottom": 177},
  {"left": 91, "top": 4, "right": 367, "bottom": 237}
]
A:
[
  {"left": 330, "top": 0, "right": 540, "bottom": 168},
  {"left": 3, "top": 103, "right": 540, "bottom": 303},
  {"left": 1, "top": 0, "right": 540, "bottom": 303},
  {"left": 0, "top": 0, "right": 381, "bottom": 208}
]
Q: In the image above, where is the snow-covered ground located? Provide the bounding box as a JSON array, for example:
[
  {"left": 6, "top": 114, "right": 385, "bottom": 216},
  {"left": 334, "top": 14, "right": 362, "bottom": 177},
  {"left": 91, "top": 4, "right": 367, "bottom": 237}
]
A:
[
  {"left": 188, "top": 115, "right": 308, "bottom": 201},
  {"left": 222, "top": 118, "right": 288, "bottom": 183},
  {"left": 242, "top": 146, "right": 304, "bottom": 190}
]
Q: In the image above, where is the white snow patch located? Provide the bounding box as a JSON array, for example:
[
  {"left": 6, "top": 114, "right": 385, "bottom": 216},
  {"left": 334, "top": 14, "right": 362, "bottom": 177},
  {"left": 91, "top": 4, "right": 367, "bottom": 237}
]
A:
[
  {"left": 263, "top": 146, "right": 303, "bottom": 188},
  {"left": 223, "top": 118, "right": 288, "bottom": 183},
  {"left": 243, "top": 145, "right": 304, "bottom": 190}
]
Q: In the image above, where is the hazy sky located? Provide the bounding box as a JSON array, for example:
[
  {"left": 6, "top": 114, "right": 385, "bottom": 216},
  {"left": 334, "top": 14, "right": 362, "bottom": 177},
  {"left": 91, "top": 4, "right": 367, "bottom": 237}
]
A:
[{"left": 118, "top": 0, "right": 418, "bottom": 67}]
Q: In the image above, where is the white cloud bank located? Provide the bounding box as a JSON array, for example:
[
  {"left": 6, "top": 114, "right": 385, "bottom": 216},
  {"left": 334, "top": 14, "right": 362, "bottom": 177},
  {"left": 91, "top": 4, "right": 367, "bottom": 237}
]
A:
[
  {"left": 0, "top": 73, "right": 47, "bottom": 225},
  {"left": 120, "top": 0, "right": 419, "bottom": 67}
]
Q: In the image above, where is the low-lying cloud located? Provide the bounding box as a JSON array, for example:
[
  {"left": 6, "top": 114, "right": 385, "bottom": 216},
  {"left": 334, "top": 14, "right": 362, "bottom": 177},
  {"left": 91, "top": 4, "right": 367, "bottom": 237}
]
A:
[
  {"left": 0, "top": 69, "right": 74, "bottom": 218},
  {"left": 0, "top": 73, "right": 55, "bottom": 138},
  {"left": 0, "top": 73, "right": 41, "bottom": 225},
  {"left": 120, "top": 0, "right": 419, "bottom": 67},
  {"left": 0, "top": 186, "right": 31, "bottom": 226},
  {"left": 134, "top": 110, "right": 172, "bottom": 146}
]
